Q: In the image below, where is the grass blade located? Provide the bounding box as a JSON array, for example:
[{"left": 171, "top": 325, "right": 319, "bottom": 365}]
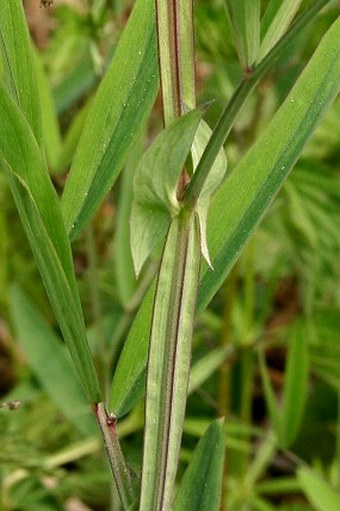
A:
[
  {"left": 173, "top": 419, "right": 225, "bottom": 511},
  {"left": 0, "top": 0, "right": 43, "bottom": 147},
  {"left": 258, "top": 0, "right": 303, "bottom": 63},
  {"left": 61, "top": 0, "right": 158, "bottom": 240},
  {"left": 0, "top": 85, "right": 101, "bottom": 403},
  {"left": 297, "top": 467, "right": 340, "bottom": 511},
  {"left": 281, "top": 322, "right": 309, "bottom": 447},
  {"left": 198, "top": 15, "right": 340, "bottom": 311},
  {"left": 139, "top": 213, "right": 201, "bottom": 510}
]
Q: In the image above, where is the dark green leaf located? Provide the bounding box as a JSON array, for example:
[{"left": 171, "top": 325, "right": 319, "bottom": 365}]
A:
[
  {"left": 174, "top": 419, "right": 225, "bottom": 511},
  {"left": 61, "top": 0, "right": 159, "bottom": 240}
]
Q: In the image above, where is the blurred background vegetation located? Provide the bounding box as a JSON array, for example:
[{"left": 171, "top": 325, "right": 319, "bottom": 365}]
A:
[{"left": 0, "top": 0, "right": 340, "bottom": 509}]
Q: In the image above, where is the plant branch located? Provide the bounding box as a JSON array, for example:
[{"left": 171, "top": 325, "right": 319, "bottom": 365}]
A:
[{"left": 95, "top": 403, "right": 136, "bottom": 510}]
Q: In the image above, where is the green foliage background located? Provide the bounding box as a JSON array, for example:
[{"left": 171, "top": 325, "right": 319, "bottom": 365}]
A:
[{"left": 0, "top": 1, "right": 339, "bottom": 510}]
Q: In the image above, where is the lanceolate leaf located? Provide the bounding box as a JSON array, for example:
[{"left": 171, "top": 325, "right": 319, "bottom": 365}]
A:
[
  {"left": 109, "top": 16, "right": 340, "bottom": 418},
  {"left": 0, "top": 85, "right": 101, "bottom": 403},
  {"left": 281, "top": 322, "right": 309, "bottom": 448},
  {"left": 198, "top": 16, "right": 340, "bottom": 312},
  {"left": 0, "top": 0, "right": 43, "bottom": 147},
  {"left": 130, "top": 109, "right": 202, "bottom": 276},
  {"left": 61, "top": 0, "right": 158, "bottom": 240},
  {"left": 258, "top": 0, "right": 303, "bottom": 63},
  {"left": 174, "top": 419, "right": 225, "bottom": 511}
]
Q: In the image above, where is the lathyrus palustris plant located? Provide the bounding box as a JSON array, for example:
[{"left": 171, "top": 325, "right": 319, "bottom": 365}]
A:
[{"left": 0, "top": 0, "right": 339, "bottom": 510}]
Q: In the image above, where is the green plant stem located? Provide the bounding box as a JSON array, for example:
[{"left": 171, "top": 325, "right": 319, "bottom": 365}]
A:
[
  {"left": 95, "top": 402, "right": 136, "bottom": 509},
  {"left": 184, "top": 0, "right": 330, "bottom": 210},
  {"left": 155, "top": 0, "right": 195, "bottom": 125},
  {"left": 140, "top": 213, "right": 201, "bottom": 510}
]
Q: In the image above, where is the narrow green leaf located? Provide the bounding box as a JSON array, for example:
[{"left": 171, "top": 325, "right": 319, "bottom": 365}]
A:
[
  {"left": 139, "top": 213, "right": 201, "bottom": 511},
  {"left": 258, "top": 0, "right": 303, "bottom": 63},
  {"left": 9, "top": 285, "right": 97, "bottom": 437},
  {"left": 281, "top": 322, "right": 309, "bottom": 447},
  {"left": 56, "top": 100, "right": 91, "bottom": 174},
  {"left": 109, "top": 283, "right": 155, "bottom": 418},
  {"left": 225, "top": 0, "right": 261, "bottom": 68},
  {"left": 130, "top": 109, "right": 202, "bottom": 276},
  {"left": 297, "top": 467, "right": 340, "bottom": 511},
  {"left": 189, "top": 345, "right": 233, "bottom": 395},
  {"left": 198, "top": 16, "right": 340, "bottom": 312},
  {"left": 115, "top": 141, "right": 142, "bottom": 306},
  {"left": 258, "top": 349, "right": 282, "bottom": 437},
  {"left": 174, "top": 419, "right": 225, "bottom": 511},
  {"left": 33, "top": 49, "right": 62, "bottom": 172},
  {"left": 0, "top": 0, "right": 43, "bottom": 147},
  {"left": 61, "top": 0, "right": 158, "bottom": 240},
  {"left": 0, "top": 85, "right": 101, "bottom": 403}
]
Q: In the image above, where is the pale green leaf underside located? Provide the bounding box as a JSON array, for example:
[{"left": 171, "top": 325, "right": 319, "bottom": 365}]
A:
[
  {"left": 130, "top": 109, "right": 202, "bottom": 276},
  {"left": 192, "top": 119, "right": 227, "bottom": 267},
  {"left": 109, "top": 16, "right": 340, "bottom": 418},
  {"left": 61, "top": 0, "right": 158, "bottom": 240}
]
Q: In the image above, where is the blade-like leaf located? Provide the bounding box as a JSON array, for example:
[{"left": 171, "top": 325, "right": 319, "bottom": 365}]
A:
[
  {"left": 225, "top": 0, "right": 261, "bottom": 68},
  {"left": 0, "top": 0, "right": 43, "bottom": 147},
  {"left": 61, "top": 0, "right": 158, "bottom": 240},
  {"left": 257, "top": 0, "right": 303, "bottom": 63},
  {"left": 139, "top": 213, "right": 201, "bottom": 510},
  {"left": 189, "top": 345, "right": 234, "bottom": 395},
  {"left": 297, "top": 467, "right": 340, "bottom": 511},
  {"left": 281, "top": 322, "right": 309, "bottom": 447},
  {"left": 198, "top": 16, "right": 340, "bottom": 312},
  {"left": 173, "top": 419, "right": 225, "bottom": 511},
  {"left": 10, "top": 285, "right": 97, "bottom": 437},
  {"left": 109, "top": 15, "right": 340, "bottom": 418},
  {"left": 0, "top": 85, "right": 101, "bottom": 403},
  {"left": 258, "top": 349, "right": 282, "bottom": 437},
  {"left": 130, "top": 109, "right": 203, "bottom": 276},
  {"left": 115, "top": 140, "right": 142, "bottom": 306},
  {"left": 109, "top": 283, "right": 155, "bottom": 417},
  {"left": 33, "top": 49, "right": 62, "bottom": 172}
]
